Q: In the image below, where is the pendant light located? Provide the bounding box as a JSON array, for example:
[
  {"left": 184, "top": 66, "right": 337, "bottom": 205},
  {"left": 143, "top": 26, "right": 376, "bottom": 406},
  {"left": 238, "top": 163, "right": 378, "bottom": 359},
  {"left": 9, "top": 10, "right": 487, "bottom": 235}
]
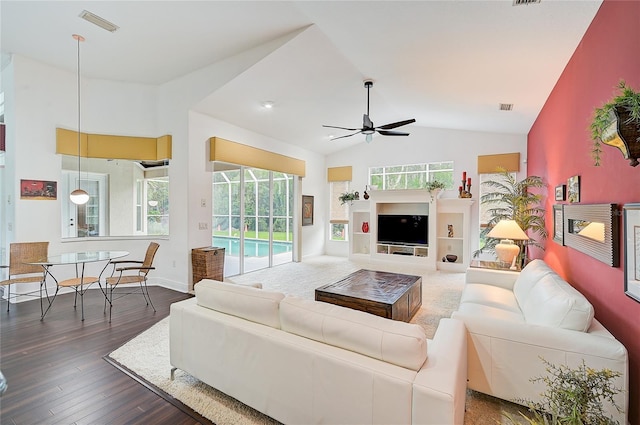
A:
[{"left": 70, "top": 34, "right": 89, "bottom": 205}]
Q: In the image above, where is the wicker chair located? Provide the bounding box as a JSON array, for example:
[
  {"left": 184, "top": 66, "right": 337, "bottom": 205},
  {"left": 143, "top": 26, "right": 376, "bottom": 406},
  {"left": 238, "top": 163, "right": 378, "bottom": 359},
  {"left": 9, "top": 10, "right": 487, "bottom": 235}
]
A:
[
  {"left": 0, "top": 242, "right": 49, "bottom": 311},
  {"left": 104, "top": 242, "right": 158, "bottom": 322}
]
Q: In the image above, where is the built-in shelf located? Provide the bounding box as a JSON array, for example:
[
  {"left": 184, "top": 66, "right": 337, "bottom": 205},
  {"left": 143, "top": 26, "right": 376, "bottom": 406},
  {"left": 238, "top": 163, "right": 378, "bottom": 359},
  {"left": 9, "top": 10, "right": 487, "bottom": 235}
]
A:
[{"left": 435, "top": 198, "right": 474, "bottom": 272}]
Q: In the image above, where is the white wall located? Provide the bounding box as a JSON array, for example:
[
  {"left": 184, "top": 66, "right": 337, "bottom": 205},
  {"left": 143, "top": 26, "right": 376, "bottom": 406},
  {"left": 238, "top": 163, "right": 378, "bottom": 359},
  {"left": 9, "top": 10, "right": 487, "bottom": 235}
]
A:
[{"left": 325, "top": 126, "right": 528, "bottom": 256}]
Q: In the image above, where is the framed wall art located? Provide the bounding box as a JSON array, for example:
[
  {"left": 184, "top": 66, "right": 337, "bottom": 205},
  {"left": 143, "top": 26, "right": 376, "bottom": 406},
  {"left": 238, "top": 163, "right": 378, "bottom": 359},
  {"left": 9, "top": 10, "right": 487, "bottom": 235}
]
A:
[
  {"left": 567, "top": 175, "right": 580, "bottom": 203},
  {"left": 553, "top": 204, "right": 564, "bottom": 245},
  {"left": 623, "top": 203, "right": 640, "bottom": 302},
  {"left": 302, "top": 195, "right": 314, "bottom": 226},
  {"left": 555, "top": 184, "right": 566, "bottom": 201},
  {"left": 20, "top": 179, "right": 57, "bottom": 200}
]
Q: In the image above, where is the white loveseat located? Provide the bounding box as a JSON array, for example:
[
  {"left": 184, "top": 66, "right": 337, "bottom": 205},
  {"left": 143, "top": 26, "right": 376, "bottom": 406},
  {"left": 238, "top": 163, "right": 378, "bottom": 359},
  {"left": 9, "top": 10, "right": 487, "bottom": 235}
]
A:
[
  {"left": 451, "top": 259, "right": 629, "bottom": 424},
  {"left": 170, "top": 279, "right": 467, "bottom": 425}
]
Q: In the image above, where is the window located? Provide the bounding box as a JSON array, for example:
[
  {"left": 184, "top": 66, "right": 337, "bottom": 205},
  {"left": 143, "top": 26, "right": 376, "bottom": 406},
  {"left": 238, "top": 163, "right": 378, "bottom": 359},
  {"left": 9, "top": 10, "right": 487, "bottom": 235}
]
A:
[
  {"left": 329, "top": 181, "right": 349, "bottom": 241},
  {"left": 369, "top": 161, "right": 454, "bottom": 190}
]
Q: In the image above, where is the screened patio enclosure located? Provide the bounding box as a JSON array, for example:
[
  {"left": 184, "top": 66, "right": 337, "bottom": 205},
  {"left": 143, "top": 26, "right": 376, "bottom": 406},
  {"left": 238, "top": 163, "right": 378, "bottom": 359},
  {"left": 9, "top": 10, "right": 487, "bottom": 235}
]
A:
[{"left": 212, "top": 166, "right": 294, "bottom": 276}]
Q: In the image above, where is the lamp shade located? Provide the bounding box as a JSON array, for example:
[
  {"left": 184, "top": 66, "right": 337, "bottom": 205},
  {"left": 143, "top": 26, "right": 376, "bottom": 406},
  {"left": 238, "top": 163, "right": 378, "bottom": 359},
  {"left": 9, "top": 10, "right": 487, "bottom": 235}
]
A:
[
  {"left": 70, "top": 188, "right": 89, "bottom": 205},
  {"left": 487, "top": 220, "right": 529, "bottom": 241}
]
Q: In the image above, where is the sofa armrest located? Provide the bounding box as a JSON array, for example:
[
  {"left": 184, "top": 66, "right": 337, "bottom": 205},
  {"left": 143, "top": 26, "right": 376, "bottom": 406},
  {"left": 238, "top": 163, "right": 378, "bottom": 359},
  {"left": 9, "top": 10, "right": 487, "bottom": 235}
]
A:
[
  {"left": 412, "top": 318, "right": 467, "bottom": 425},
  {"left": 465, "top": 267, "right": 519, "bottom": 290},
  {"left": 453, "top": 309, "right": 627, "bottom": 361}
]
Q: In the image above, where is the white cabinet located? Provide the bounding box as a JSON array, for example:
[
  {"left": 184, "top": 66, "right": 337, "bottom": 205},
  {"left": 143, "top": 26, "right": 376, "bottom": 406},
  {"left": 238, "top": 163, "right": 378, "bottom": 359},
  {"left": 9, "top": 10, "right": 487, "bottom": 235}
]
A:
[{"left": 436, "top": 198, "right": 474, "bottom": 272}]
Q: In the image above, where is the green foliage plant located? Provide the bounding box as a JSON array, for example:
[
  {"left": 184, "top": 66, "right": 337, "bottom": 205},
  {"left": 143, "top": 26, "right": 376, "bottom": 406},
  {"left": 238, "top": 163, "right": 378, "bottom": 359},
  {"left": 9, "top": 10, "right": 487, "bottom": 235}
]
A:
[
  {"left": 504, "top": 358, "right": 623, "bottom": 425},
  {"left": 425, "top": 180, "right": 447, "bottom": 192},
  {"left": 338, "top": 191, "right": 358, "bottom": 205},
  {"left": 590, "top": 80, "right": 640, "bottom": 166},
  {"left": 475, "top": 168, "right": 547, "bottom": 264}
]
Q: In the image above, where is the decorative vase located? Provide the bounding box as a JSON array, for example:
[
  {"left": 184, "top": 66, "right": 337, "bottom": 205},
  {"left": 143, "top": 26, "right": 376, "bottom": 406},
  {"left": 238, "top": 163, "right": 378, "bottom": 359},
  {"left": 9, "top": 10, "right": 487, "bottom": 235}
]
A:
[{"left": 362, "top": 222, "right": 369, "bottom": 233}]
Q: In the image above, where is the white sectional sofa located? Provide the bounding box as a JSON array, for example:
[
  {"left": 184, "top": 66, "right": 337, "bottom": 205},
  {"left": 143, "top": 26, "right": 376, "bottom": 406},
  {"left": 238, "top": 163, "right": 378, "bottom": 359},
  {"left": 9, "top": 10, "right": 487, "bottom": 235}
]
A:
[
  {"left": 451, "top": 259, "right": 629, "bottom": 424},
  {"left": 170, "top": 279, "right": 467, "bottom": 425}
]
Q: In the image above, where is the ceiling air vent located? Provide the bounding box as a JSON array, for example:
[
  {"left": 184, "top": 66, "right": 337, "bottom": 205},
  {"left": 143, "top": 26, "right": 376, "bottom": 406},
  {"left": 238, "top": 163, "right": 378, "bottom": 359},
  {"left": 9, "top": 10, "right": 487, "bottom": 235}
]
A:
[
  {"left": 499, "top": 103, "right": 514, "bottom": 111},
  {"left": 513, "top": 0, "right": 541, "bottom": 5},
  {"left": 79, "top": 10, "right": 119, "bottom": 32}
]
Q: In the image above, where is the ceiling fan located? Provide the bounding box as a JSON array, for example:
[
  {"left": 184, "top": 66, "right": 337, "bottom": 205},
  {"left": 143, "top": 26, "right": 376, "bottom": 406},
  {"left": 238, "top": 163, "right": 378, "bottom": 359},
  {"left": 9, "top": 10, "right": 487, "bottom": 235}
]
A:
[{"left": 323, "top": 80, "right": 415, "bottom": 143}]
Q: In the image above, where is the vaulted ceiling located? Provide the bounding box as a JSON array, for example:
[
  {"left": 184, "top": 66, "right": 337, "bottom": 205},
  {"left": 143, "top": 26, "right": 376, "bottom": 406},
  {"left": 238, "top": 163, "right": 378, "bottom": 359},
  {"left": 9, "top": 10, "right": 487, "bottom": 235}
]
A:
[{"left": 1, "top": 1, "right": 603, "bottom": 155}]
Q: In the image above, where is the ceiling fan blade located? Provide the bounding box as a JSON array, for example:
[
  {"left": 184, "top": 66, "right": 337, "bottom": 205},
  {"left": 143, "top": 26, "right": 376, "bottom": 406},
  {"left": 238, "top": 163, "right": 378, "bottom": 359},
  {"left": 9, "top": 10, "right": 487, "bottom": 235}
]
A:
[
  {"left": 330, "top": 131, "right": 363, "bottom": 141},
  {"left": 323, "top": 124, "right": 360, "bottom": 131},
  {"left": 363, "top": 114, "right": 373, "bottom": 129},
  {"left": 378, "top": 130, "right": 410, "bottom": 136},
  {"left": 377, "top": 118, "right": 416, "bottom": 130}
]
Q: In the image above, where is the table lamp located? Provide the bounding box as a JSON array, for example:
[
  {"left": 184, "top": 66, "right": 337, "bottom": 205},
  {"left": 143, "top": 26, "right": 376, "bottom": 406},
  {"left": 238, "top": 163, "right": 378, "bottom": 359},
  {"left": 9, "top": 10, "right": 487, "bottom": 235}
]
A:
[{"left": 487, "top": 220, "right": 529, "bottom": 270}]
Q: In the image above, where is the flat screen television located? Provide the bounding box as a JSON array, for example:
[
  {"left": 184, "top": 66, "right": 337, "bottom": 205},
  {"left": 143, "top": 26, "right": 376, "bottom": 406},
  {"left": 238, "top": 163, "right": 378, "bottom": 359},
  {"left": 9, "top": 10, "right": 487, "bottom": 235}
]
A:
[{"left": 377, "top": 214, "right": 428, "bottom": 246}]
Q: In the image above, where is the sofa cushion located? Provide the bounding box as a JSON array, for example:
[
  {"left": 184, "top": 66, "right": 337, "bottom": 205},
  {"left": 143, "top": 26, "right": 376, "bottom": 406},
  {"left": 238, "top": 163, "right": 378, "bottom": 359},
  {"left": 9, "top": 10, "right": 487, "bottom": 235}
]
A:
[
  {"left": 460, "top": 283, "right": 521, "bottom": 314},
  {"left": 513, "top": 259, "right": 554, "bottom": 305},
  {"left": 279, "top": 296, "right": 427, "bottom": 371},
  {"left": 519, "top": 272, "right": 594, "bottom": 331},
  {"left": 195, "top": 279, "right": 284, "bottom": 328}
]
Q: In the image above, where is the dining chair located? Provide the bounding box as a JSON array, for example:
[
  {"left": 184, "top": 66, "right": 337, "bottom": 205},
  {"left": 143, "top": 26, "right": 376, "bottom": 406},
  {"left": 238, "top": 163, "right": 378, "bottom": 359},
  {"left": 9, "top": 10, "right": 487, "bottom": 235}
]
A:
[
  {"left": 0, "top": 242, "right": 49, "bottom": 311},
  {"left": 104, "top": 242, "right": 159, "bottom": 322}
]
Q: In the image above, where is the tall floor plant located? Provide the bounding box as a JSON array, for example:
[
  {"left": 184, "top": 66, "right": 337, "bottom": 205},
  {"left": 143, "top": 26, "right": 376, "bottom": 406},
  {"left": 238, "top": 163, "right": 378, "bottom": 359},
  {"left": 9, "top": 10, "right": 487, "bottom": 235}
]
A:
[{"left": 475, "top": 168, "right": 547, "bottom": 265}]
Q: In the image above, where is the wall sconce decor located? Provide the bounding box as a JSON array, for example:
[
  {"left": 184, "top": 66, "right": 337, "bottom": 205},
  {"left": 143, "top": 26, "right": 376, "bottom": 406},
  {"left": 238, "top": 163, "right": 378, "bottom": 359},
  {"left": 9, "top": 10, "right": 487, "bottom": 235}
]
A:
[{"left": 589, "top": 81, "right": 640, "bottom": 167}]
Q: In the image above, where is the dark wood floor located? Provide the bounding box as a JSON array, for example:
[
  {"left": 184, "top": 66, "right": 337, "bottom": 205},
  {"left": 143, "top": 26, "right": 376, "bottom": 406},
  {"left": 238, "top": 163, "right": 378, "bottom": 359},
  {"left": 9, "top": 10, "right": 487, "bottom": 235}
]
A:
[{"left": 0, "top": 286, "right": 208, "bottom": 425}]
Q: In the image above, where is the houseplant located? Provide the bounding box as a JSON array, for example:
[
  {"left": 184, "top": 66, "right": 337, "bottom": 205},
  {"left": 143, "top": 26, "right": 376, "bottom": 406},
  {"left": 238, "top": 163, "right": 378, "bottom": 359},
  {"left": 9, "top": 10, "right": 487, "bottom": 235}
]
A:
[
  {"left": 338, "top": 190, "right": 359, "bottom": 205},
  {"left": 504, "top": 358, "right": 623, "bottom": 425},
  {"left": 425, "top": 180, "right": 447, "bottom": 200},
  {"left": 590, "top": 80, "right": 640, "bottom": 166},
  {"left": 474, "top": 168, "right": 547, "bottom": 266}
]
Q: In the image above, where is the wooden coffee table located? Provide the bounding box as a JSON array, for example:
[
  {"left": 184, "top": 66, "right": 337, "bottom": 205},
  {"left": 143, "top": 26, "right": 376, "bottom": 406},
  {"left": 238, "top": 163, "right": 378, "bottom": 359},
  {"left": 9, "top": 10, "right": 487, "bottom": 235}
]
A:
[{"left": 315, "top": 269, "right": 422, "bottom": 322}]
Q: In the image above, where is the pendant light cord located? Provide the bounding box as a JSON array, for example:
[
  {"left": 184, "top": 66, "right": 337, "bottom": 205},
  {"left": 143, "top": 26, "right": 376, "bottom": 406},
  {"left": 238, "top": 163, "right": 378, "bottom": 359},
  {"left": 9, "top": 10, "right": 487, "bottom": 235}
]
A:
[{"left": 76, "top": 34, "right": 82, "bottom": 190}]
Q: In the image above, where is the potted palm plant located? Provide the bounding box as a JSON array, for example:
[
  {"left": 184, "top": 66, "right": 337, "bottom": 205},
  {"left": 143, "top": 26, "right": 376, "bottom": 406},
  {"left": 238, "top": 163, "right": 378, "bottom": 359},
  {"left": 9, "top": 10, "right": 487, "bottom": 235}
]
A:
[
  {"left": 590, "top": 80, "right": 640, "bottom": 167},
  {"left": 475, "top": 169, "right": 547, "bottom": 266}
]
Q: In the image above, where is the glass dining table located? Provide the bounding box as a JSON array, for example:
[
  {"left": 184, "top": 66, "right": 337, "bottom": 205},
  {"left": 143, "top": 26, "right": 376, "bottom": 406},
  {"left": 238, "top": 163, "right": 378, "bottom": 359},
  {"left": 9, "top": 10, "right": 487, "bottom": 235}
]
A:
[{"left": 30, "top": 250, "right": 129, "bottom": 321}]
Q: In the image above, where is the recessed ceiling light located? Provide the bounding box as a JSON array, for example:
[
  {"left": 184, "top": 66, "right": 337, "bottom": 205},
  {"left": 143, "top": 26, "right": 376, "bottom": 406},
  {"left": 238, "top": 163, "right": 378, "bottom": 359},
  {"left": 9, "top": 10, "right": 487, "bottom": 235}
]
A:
[
  {"left": 261, "top": 101, "right": 275, "bottom": 109},
  {"left": 79, "top": 10, "right": 119, "bottom": 33}
]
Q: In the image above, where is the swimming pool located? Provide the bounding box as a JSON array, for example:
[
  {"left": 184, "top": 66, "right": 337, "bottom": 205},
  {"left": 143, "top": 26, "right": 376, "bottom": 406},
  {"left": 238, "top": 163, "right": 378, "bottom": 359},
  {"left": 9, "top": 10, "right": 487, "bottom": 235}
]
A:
[{"left": 212, "top": 236, "right": 293, "bottom": 257}]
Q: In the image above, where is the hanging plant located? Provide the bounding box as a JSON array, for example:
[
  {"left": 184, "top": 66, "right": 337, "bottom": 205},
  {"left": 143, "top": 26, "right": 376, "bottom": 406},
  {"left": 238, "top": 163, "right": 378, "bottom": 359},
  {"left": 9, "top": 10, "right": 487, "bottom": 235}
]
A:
[
  {"left": 590, "top": 80, "right": 640, "bottom": 166},
  {"left": 338, "top": 191, "right": 359, "bottom": 205}
]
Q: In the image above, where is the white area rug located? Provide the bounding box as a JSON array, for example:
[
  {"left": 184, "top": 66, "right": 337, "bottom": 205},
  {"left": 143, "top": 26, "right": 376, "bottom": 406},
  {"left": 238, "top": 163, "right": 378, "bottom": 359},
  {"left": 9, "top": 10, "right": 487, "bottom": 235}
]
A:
[{"left": 108, "top": 256, "right": 527, "bottom": 424}]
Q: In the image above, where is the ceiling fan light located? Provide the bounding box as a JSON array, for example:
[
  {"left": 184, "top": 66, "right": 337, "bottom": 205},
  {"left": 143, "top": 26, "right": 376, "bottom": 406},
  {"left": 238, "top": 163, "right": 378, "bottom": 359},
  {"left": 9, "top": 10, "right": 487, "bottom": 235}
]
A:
[
  {"left": 366, "top": 134, "right": 373, "bottom": 143},
  {"left": 70, "top": 189, "right": 90, "bottom": 205}
]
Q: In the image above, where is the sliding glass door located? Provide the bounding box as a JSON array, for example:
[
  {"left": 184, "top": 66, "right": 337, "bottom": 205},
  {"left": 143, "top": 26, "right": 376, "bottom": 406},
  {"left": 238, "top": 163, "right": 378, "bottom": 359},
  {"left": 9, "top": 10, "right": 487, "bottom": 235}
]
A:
[{"left": 212, "top": 166, "right": 294, "bottom": 276}]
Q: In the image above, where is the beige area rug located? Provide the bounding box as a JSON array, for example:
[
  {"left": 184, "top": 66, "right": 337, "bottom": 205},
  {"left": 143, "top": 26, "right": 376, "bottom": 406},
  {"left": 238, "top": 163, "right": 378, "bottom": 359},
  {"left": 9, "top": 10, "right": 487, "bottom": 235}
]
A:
[{"left": 107, "top": 256, "right": 530, "bottom": 424}]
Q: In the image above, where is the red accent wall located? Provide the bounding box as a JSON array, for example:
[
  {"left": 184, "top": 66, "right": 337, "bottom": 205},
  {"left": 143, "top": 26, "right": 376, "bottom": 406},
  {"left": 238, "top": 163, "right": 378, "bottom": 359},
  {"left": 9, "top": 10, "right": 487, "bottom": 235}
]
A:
[{"left": 528, "top": 1, "right": 640, "bottom": 423}]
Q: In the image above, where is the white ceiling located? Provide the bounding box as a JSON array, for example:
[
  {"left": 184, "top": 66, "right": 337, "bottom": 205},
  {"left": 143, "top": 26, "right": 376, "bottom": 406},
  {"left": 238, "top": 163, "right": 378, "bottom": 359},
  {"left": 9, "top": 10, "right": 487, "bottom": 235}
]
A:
[{"left": 1, "top": 1, "right": 603, "bottom": 155}]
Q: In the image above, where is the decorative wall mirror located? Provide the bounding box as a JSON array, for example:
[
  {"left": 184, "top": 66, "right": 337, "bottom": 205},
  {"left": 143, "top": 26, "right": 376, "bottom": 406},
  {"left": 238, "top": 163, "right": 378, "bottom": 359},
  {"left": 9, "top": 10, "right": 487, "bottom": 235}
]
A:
[{"left": 563, "top": 203, "right": 618, "bottom": 266}]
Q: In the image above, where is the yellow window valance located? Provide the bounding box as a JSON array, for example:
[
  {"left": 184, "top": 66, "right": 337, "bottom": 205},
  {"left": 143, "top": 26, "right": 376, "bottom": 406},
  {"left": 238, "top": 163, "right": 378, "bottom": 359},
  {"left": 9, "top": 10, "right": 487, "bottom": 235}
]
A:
[
  {"left": 56, "top": 128, "right": 172, "bottom": 161},
  {"left": 327, "top": 166, "right": 353, "bottom": 182},
  {"left": 477, "top": 152, "right": 520, "bottom": 173},
  {"left": 209, "top": 137, "right": 306, "bottom": 177}
]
